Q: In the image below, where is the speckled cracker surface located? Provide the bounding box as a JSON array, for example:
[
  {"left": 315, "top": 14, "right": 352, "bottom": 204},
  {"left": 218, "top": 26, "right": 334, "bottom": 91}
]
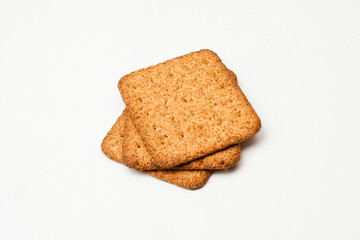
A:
[
  {"left": 118, "top": 49, "right": 261, "bottom": 168},
  {"left": 146, "top": 170, "right": 211, "bottom": 190},
  {"left": 122, "top": 109, "right": 241, "bottom": 170},
  {"left": 101, "top": 113, "right": 211, "bottom": 190}
]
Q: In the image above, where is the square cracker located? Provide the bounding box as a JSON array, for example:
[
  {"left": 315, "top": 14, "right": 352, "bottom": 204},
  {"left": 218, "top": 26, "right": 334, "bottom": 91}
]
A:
[
  {"left": 118, "top": 49, "right": 261, "bottom": 168},
  {"left": 101, "top": 113, "right": 212, "bottom": 190},
  {"left": 122, "top": 108, "right": 241, "bottom": 170}
]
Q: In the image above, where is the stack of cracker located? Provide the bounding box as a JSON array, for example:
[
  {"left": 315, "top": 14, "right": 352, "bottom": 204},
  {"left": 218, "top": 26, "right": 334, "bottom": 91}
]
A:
[{"left": 102, "top": 50, "right": 261, "bottom": 190}]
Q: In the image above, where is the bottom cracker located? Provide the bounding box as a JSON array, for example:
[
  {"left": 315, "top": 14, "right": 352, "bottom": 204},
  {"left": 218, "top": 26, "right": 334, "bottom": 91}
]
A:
[{"left": 101, "top": 113, "right": 211, "bottom": 190}]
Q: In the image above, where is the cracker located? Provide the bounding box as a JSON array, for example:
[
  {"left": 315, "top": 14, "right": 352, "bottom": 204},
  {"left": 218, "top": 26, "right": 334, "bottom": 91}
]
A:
[
  {"left": 118, "top": 49, "right": 261, "bottom": 168},
  {"left": 101, "top": 113, "right": 212, "bottom": 190},
  {"left": 122, "top": 109, "right": 241, "bottom": 170}
]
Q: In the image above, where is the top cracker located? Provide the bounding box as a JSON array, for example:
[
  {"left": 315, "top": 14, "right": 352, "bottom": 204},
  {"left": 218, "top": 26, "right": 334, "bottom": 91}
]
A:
[{"left": 118, "top": 49, "right": 261, "bottom": 168}]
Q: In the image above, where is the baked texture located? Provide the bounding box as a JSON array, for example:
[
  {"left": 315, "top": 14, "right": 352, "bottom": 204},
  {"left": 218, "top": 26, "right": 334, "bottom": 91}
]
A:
[
  {"left": 122, "top": 109, "right": 240, "bottom": 170},
  {"left": 118, "top": 49, "right": 261, "bottom": 168},
  {"left": 101, "top": 113, "right": 212, "bottom": 190},
  {"left": 146, "top": 170, "right": 211, "bottom": 190}
]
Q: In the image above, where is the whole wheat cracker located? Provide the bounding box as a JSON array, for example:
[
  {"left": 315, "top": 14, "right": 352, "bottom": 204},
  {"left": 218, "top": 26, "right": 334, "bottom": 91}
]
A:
[
  {"left": 101, "top": 113, "right": 212, "bottom": 190},
  {"left": 118, "top": 49, "right": 261, "bottom": 168},
  {"left": 122, "top": 109, "right": 240, "bottom": 170}
]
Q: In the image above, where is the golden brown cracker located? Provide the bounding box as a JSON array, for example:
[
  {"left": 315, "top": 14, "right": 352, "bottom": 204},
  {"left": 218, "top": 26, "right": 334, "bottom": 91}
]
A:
[{"left": 118, "top": 49, "right": 261, "bottom": 168}]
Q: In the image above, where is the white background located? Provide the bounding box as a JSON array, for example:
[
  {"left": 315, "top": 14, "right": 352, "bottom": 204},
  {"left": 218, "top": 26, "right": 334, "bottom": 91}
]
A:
[{"left": 1, "top": 0, "right": 359, "bottom": 239}]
